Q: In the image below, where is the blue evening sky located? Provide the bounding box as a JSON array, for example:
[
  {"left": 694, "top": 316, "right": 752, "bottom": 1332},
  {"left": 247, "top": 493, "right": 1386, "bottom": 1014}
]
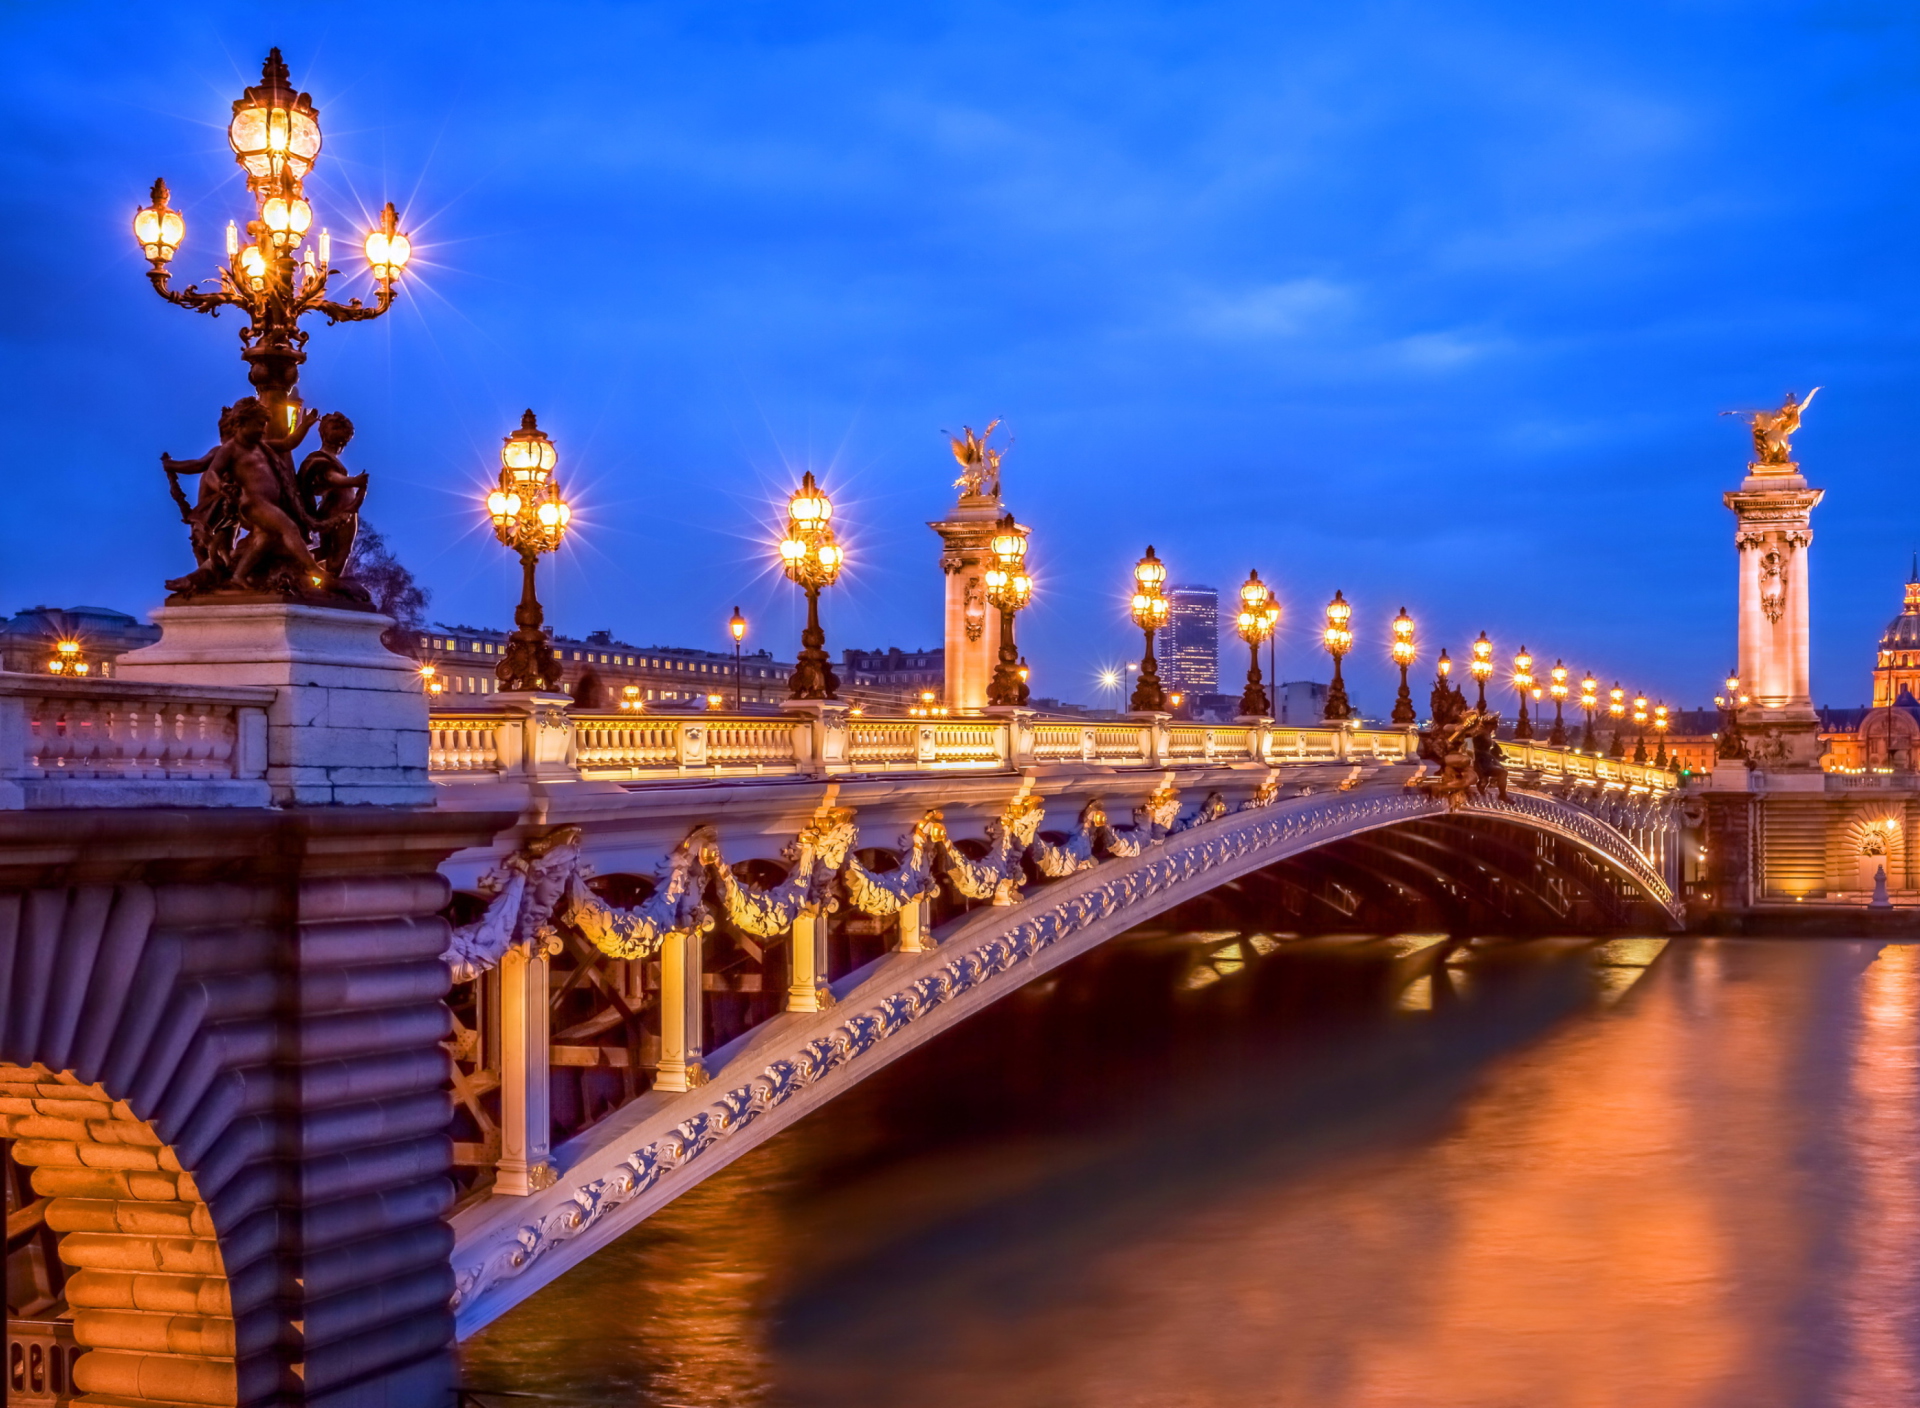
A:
[{"left": 2, "top": 1, "right": 1916, "bottom": 711}]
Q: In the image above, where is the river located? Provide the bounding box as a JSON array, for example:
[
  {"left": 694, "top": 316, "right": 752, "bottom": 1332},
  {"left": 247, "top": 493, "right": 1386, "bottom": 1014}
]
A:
[{"left": 460, "top": 930, "right": 1920, "bottom": 1407}]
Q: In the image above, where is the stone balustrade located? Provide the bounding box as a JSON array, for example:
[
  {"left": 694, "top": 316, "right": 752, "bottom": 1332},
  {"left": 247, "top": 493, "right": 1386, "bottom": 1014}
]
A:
[
  {"left": 0, "top": 675, "right": 273, "bottom": 809},
  {"left": 426, "top": 701, "right": 1680, "bottom": 794}
]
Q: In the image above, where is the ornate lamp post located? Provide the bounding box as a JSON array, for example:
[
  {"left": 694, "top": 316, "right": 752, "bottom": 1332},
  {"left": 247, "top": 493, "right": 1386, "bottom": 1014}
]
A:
[
  {"left": 1716, "top": 669, "right": 1747, "bottom": 759},
  {"left": 1632, "top": 694, "right": 1650, "bottom": 764},
  {"left": 984, "top": 514, "right": 1034, "bottom": 707},
  {"left": 132, "top": 50, "right": 411, "bottom": 436},
  {"left": 620, "top": 684, "right": 643, "bottom": 712},
  {"left": 1608, "top": 684, "right": 1627, "bottom": 757},
  {"left": 1579, "top": 674, "right": 1599, "bottom": 751},
  {"left": 46, "top": 639, "right": 90, "bottom": 676},
  {"left": 779, "top": 472, "right": 844, "bottom": 700},
  {"left": 1512, "top": 647, "right": 1535, "bottom": 739},
  {"left": 728, "top": 607, "right": 747, "bottom": 710},
  {"left": 1322, "top": 591, "right": 1354, "bottom": 721},
  {"left": 487, "top": 411, "right": 571, "bottom": 693},
  {"left": 1548, "top": 661, "right": 1569, "bottom": 745},
  {"left": 1390, "top": 608, "right": 1417, "bottom": 725},
  {"left": 1128, "top": 547, "right": 1170, "bottom": 713},
  {"left": 1470, "top": 632, "right": 1494, "bottom": 711},
  {"left": 1654, "top": 702, "right": 1671, "bottom": 767},
  {"left": 1235, "top": 570, "right": 1277, "bottom": 718},
  {"left": 419, "top": 664, "right": 443, "bottom": 700}
]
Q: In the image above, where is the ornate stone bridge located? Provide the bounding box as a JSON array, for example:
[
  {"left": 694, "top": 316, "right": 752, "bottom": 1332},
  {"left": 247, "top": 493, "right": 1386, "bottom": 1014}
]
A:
[{"left": 0, "top": 669, "right": 1680, "bottom": 1404}]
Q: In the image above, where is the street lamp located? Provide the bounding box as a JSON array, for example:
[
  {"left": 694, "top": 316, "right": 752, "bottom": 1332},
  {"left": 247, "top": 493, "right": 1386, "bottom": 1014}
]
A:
[
  {"left": 132, "top": 50, "right": 411, "bottom": 437},
  {"left": 1548, "top": 660, "right": 1569, "bottom": 746},
  {"left": 1322, "top": 591, "right": 1353, "bottom": 721},
  {"left": 1512, "top": 647, "right": 1535, "bottom": 740},
  {"left": 486, "top": 411, "right": 571, "bottom": 693},
  {"left": 1128, "top": 546, "right": 1170, "bottom": 713},
  {"left": 779, "top": 471, "right": 844, "bottom": 699},
  {"left": 1579, "top": 673, "right": 1599, "bottom": 751},
  {"left": 1654, "top": 702, "right": 1671, "bottom": 767},
  {"left": 1390, "top": 608, "right": 1417, "bottom": 725},
  {"left": 620, "top": 684, "right": 644, "bottom": 712},
  {"left": 46, "top": 639, "right": 90, "bottom": 676},
  {"left": 1632, "top": 694, "right": 1650, "bottom": 764},
  {"left": 984, "top": 514, "right": 1034, "bottom": 707},
  {"left": 1608, "top": 684, "right": 1627, "bottom": 758},
  {"left": 1717, "top": 669, "right": 1746, "bottom": 759},
  {"left": 728, "top": 607, "right": 747, "bottom": 710},
  {"left": 1470, "top": 632, "right": 1494, "bottom": 710},
  {"left": 1235, "top": 570, "right": 1277, "bottom": 719}
]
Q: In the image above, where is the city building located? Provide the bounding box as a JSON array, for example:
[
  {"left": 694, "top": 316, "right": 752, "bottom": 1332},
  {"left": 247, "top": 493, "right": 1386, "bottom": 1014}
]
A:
[
  {"left": 1154, "top": 585, "right": 1219, "bottom": 694},
  {"left": 1275, "top": 680, "right": 1331, "bottom": 724},
  {"left": 414, "top": 625, "right": 789, "bottom": 709},
  {"left": 841, "top": 646, "right": 944, "bottom": 710},
  {"left": 0, "top": 605, "right": 159, "bottom": 678}
]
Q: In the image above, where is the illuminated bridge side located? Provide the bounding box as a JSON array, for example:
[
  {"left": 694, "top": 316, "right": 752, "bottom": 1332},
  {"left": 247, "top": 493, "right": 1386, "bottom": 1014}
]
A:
[{"left": 436, "top": 723, "right": 1681, "bottom": 1335}]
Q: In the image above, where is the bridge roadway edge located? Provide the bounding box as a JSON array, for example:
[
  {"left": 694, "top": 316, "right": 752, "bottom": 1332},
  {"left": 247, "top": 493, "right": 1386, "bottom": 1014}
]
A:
[{"left": 449, "top": 777, "right": 1678, "bottom": 1335}]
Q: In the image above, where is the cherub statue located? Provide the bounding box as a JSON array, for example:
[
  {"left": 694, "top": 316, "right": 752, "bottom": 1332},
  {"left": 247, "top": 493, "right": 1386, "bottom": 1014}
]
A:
[
  {"left": 299, "top": 412, "right": 369, "bottom": 578},
  {"left": 1726, "top": 388, "right": 1819, "bottom": 467},
  {"left": 163, "top": 398, "right": 319, "bottom": 595},
  {"left": 949, "top": 419, "right": 1003, "bottom": 498}
]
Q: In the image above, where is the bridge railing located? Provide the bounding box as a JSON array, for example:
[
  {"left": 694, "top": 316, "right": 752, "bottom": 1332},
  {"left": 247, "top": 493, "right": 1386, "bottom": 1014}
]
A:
[
  {"left": 427, "top": 703, "right": 1675, "bottom": 791},
  {"left": 0, "top": 674, "right": 274, "bottom": 808}
]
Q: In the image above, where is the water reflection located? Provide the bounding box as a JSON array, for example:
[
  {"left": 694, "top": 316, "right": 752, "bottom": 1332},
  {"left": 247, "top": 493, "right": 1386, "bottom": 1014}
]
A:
[{"left": 462, "top": 934, "right": 1920, "bottom": 1407}]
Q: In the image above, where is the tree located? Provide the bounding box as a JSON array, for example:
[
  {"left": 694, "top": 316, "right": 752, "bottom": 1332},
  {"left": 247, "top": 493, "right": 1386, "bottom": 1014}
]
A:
[{"left": 346, "top": 522, "right": 431, "bottom": 654}]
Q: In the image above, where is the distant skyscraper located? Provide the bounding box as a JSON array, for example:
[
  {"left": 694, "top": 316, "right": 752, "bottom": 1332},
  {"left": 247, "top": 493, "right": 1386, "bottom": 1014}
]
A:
[{"left": 1155, "top": 584, "right": 1219, "bottom": 694}]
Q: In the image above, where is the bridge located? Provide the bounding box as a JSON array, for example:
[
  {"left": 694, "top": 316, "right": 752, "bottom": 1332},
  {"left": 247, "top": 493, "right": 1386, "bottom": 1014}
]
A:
[{"left": 0, "top": 660, "right": 1681, "bottom": 1403}]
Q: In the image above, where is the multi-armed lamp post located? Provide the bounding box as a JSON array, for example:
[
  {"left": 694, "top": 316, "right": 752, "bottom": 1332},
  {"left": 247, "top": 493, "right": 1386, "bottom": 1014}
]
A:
[
  {"left": 133, "top": 49, "right": 411, "bottom": 435},
  {"left": 1632, "top": 694, "right": 1651, "bottom": 764},
  {"left": 486, "top": 412, "right": 571, "bottom": 693},
  {"left": 1608, "top": 685, "right": 1627, "bottom": 757},
  {"left": 1548, "top": 661, "right": 1569, "bottom": 745},
  {"left": 1322, "top": 591, "right": 1353, "bottom": 721},
  {"left": 984, "top": 514, "right": 1034, "bottom": 707},
  {"left": 1512, "top": 647, "right": 1535, "bottom": 739},
  {"left": 1391, "top": 608, "right": 1417, "bottom": 725},
  {"left": 1235, "top": 570, "right": 1278, "bottom": 718},
  {"left": 1128, "top": 548, "right": 1170, "bottom": 713},
  {"left": 1470, "top": 632, "right": 1494, "bottom": 711},
  {"left": 1579, "top": 673, "right": 1599, "bottom": 751},
  {"left": 1653, "top": 703, "right": 1671, "bottom": 768},
  {"left": 779, "top": 473, "right": 844, "bottom": 700}
]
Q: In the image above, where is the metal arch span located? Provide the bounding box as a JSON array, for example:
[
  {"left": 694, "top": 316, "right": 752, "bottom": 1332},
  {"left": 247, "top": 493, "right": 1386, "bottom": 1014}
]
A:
[{"left": 449, "top": 780, "right": 1679, "bottom": 1333}]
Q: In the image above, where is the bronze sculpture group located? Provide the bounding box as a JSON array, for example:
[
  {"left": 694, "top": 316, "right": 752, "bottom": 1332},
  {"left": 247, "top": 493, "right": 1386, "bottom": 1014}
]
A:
[
  {"left": 1410, "top": 670, "right": 1510, "bottom": 808},
  {"left": 160, "top": 399, "right": 370, "bottom": 604}
]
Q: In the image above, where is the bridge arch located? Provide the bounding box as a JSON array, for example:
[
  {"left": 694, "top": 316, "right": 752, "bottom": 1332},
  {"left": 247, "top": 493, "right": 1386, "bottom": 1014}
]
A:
[{"left": 451, "top": 781, "right": 1678, "bottom": 1332}]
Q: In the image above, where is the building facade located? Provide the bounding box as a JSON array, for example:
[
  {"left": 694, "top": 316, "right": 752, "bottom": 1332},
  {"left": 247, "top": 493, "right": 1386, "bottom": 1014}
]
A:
[
  {"left": 0, "top": 605, "right": 160, "bottom": 678},
  {"left": 1154, "top": 584, "right": 1219, "bottom": 694},
  {"left": 415, "top": 625, "right": 790, "bottom": 709}
]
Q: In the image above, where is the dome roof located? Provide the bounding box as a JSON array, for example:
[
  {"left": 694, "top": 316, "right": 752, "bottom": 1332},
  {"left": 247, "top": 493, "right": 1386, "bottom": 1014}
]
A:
[
  {"left": 1883, "top": 610, "right": 1920, "bottom": 650},
  {"left": 1883, "top": 576, "right": 1920, "bottom": 650}
]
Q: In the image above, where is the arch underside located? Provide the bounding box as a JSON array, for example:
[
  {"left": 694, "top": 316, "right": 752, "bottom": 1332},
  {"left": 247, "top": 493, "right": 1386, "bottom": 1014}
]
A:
[{"left": 452, "top": 782, "right": 1676, "bottom": 1333}]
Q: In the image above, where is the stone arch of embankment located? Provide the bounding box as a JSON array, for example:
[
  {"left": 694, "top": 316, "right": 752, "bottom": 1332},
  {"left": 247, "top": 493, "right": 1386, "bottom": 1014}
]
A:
[
  {"left": 452, "top": 783, "right": 1677, "bottom": 1333},
  {"left": 0, "top": 808, "right": 484, "bottom": 1408}
]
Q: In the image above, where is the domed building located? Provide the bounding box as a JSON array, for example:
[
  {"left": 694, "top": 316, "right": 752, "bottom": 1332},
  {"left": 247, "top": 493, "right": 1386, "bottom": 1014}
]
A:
[{"left": 1873, "top": 567, "right": 1920, "bottom": 706}]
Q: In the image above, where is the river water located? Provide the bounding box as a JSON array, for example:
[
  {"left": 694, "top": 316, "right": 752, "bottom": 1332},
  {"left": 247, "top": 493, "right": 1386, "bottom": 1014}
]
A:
[{"left": 460, "top": 931, "right": 1920, "bottom": 1407}]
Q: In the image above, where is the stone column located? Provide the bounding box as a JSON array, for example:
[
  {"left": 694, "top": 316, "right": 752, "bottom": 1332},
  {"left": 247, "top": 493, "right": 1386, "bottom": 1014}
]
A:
[
  {"left": 654, "top": 929, "right": 707, "bottom": 1092},
  {"left": 1725, "top": 456, "right": 1825, "bottom": 771},
  {"left": 494, "top": 940, "right": 555, "bottom": 1195},
  {"left": 929, "top": 495, "right": 1015, "bottom": 713},
  {"left": 786, "top": 910, "right": 832, "bottom": 1013},
  {"left": 896, "top": 898, "right": 928, "bottom": 954}
]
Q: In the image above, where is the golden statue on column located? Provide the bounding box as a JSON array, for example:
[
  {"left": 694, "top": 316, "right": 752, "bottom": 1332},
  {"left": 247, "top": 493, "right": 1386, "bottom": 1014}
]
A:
[{"left": 1726, "top": 388, "right": 1820, "bottom": 469}]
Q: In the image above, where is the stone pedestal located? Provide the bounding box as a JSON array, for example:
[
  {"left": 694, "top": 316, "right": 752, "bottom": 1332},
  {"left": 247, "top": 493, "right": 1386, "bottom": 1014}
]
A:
[
  {"left": 493, "top": 692, "right": 578, "bottom": 781},
  {"left": 781, "top": 698, "right": 851, "bottom": 775},
  {"left": 115, "top": 603, "right": 431, "bottom": 806},
  {"left": 929, "top": 495, "right": 1017, "bottom": 713},
  {"left": 1725, "top": 459, "right": 1825, "bottom": 771}
]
